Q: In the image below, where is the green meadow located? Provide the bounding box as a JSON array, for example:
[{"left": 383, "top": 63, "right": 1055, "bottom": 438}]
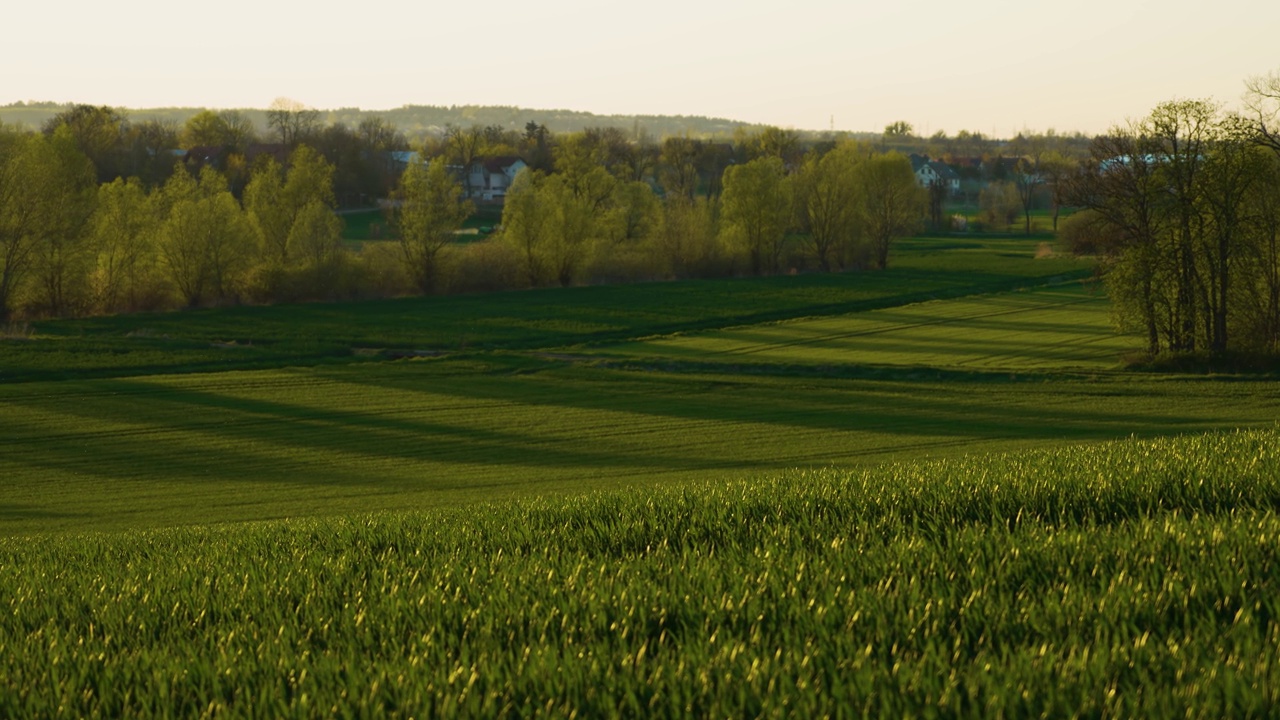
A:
[
  {"left": 1, "top": 237, "right": 1084, "bottom": 383},
  {"left": 4, "top": 356, "right": 1276, "bottom": 535},
  {"left": 4, "top": 236, "right": 1274, "bottom": 536},
  {"left": 2, "top": 431, "right": 1278, "bottom": 716},
  {"left": 593, "top": 283, "right": 1128, "bottom": 371},
  {"left": 2, "top": 235, "right": 1278, "bottom": 715}
]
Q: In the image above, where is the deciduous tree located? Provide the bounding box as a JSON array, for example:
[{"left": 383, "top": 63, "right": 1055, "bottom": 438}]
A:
[
  {"left": 979, "top": 180, "right": 1020, "bottom": 231},
  {"left": 391, "top": 159, "right": 472, "bottom": 293},
  {"left": 1069, "top": 99, "right": 1280, "bottom": 356},
  {"left": 603, "top": 180, "right": 659, "bottom": 245},
  {"left": 1038, "top": 151, "right": 1077, "bottom": 232},
  {"left": 502, "top": 169, "right": 555, "bottom": 286},
  {"left": 1148, "top": 99, "right": 1219, "bottom": 352},
  {"left": 1011, "top": 156, "right": 1042, "bottom": 235},
  {"left": 267, "top": 98, "right": 320, "bottom": 148},
  {"left": 740, "top": 126, "right": 803, "bottom": 169},
  {"left": 882, "top": 121, "right": 914, "bottom": 152},
  {"left": 653, "top": 197, "right": 720, "bottom": 278},
  {"left": 41, "top": 104, "right": 127, "bottom": 183},
  {"left": 442, "top": 124, "right": 487, "bottom": 198},
  {"left": 181, "top": 110, "right": 255, "bottom": 152},
  {"left": 0, "top": 130, "right": 96, "bottom": 319},
  {"left": 1067, "top": 126, "right": 1169, "bottom": 353},
  {"left": 720, "top": 157, "right": 792, "bottom": 275},
  {"left": 858, "top": 152, "right": 923, "bottom": 269},
  {"left": 794, "top": 143, "right": 862, "bottom": 271},
  {"left": 157, "top": 168, "right": 254, "bottom": 306},
  {"left": 245, "top": 146, "right": 338, "bottom": 269},
  {"left": 88, "top": 177, "right": 162, "bottom": 313},
  {"left": 659, "top": 136, "right": 701, "bottom": 201},
  {"left": 1245, "top": 69, "right": 1280, "bottom": 157},
  {"left": 27, "top": 138, "right": 98, "bottom": 317},
  {"left": 121, "top": 119, "right": 180, "bottom": 188}
]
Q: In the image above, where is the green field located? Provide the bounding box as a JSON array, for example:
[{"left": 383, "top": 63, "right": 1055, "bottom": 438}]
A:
[
  {"left": 3, "top": 430, "right": 1278, "bottom": 716},
  {"left": 4, "top": 357, "right": 1276, "bottom": 535},
  {"left": 2, "top": 235, "right": 1278, "bottom": 714},
  {"left": 5, "top": 237, "right": 1275, "bottom": 536},
  {"left": 1, "top": 237, "right": 1088, "bottom": 383},
  {"left": 595, "top": 283, "right": 1128, "bottom": 371}
]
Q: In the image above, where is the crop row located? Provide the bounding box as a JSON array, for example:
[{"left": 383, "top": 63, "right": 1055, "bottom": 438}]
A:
[
  {"left": 2, "top": 359, "right": 1275, "bottom": 535},
  {"left": 601, "top": 284, "right": 1129, "bottom": 372},
  {"left": 1, "top": 429, "right": 1277, "bottom": 717}
]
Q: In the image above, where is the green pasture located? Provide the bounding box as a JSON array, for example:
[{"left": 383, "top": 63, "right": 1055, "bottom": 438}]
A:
[
  {"left": 945, "top": 205, "right": 1075, "bottom": 235},
  {"left": 3, "top": 429, "right": 1278, "bottom": 716},
  {"left": 338, "top": 208, "right": 392, "bottom": 242},
  {"left": 4, "top": 227, "right": 1280, "bottom": 714},
  {"left": 2, "top": 237, "right": 1086, "bottom": 383},
  {"left": 1, "top": 356, "right": 1276, "bottom": 535},
  {"left": 2, "top": 235, "right": 1277, "bottom": 537},
  {"left": 597, "top": 283, "right": 1129, "bottom": 371}
]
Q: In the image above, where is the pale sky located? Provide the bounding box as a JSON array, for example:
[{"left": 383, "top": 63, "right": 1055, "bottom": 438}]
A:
[{"left": 3, "top": 0, "right": 1277, "bottom": 136}]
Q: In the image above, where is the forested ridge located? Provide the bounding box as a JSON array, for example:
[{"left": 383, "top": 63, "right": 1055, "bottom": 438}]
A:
[{"left": 0, "top": 102, "right": 776, "bottom": 141}]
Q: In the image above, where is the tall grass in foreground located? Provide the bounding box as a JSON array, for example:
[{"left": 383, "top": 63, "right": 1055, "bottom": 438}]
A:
[{"left": 1, "top": 428, "right": 1278, "bottom": 717}]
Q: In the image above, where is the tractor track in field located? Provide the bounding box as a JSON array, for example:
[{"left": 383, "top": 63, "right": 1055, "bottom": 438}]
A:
[{"left": 959, "top": 323, "right": 1125, "bottom": 369}]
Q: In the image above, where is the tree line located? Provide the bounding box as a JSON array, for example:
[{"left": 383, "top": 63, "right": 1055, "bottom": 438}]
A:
[
  {"left": 1065, "top": 76, "right": 1280, "bottom": 357},
  {"left": 0, "top": 129, "right": 359, "bottom": 318},
  {"left": 14, "top": 84, "right": 1280, "bottom": 361},
  {"left": 390, "top": 132, "right": 926, "bottom": 295},
  {"left": 2, "top": 99, "right": 1095, "bottom": 207},
  {"left": 0, "top": 105, "right": 931, "bottom": 321},
  {"left": 0, "top": 97, "right": 1102, "bottom": 324}
]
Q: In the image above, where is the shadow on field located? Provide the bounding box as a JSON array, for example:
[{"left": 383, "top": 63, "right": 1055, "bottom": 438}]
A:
[
  {"left": 341, "top": 359, "right": 1268, "bottom": 449},
  {"left": 626, "top": 289, "right": 1120, "bottom": 373},
  {"left": 0, "top": 374, "right": 726, "bottom": 488},
  {"left": 9, "top": 264, "right": 1089, "bottom": 384},
  {"left": 3, "top": 360, "right": 1272, "bottom": 500},
  {"left": 683, "top": 332, "right": 1113, "bottom": 366},
  {"left": 0, "top": 504, "right": 87, "bottom": 522},
  {"left": 691, "top": 292, "right": 1104, "bottom": 358}
]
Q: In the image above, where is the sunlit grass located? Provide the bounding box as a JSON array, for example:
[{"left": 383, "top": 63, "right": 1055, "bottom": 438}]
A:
[
  {"left": 1, "top": 237, "right": 1088, "bottom": 383},
  {"left": 2, "top": 429, "right": 1277, "bottom": 717},
  {"left": 2, "top": 231, "right": 1276, "bottom": 714},
  {"left": 597, "top": 283, "right": 1129, "bottom": 371},
  {"left": 1, "top": 357, "right": 1275, "bottom": 535}
]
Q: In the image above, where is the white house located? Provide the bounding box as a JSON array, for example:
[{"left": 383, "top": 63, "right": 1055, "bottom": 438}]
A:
[
  {"left": 389, "top": 153, "right": 528, "bottom": 201},
  {"left": 909, "top": 154, "right": 961, "bottom": 195},
  {"left": 466, "top": 157, "right": 528, "bottom": 201}
]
